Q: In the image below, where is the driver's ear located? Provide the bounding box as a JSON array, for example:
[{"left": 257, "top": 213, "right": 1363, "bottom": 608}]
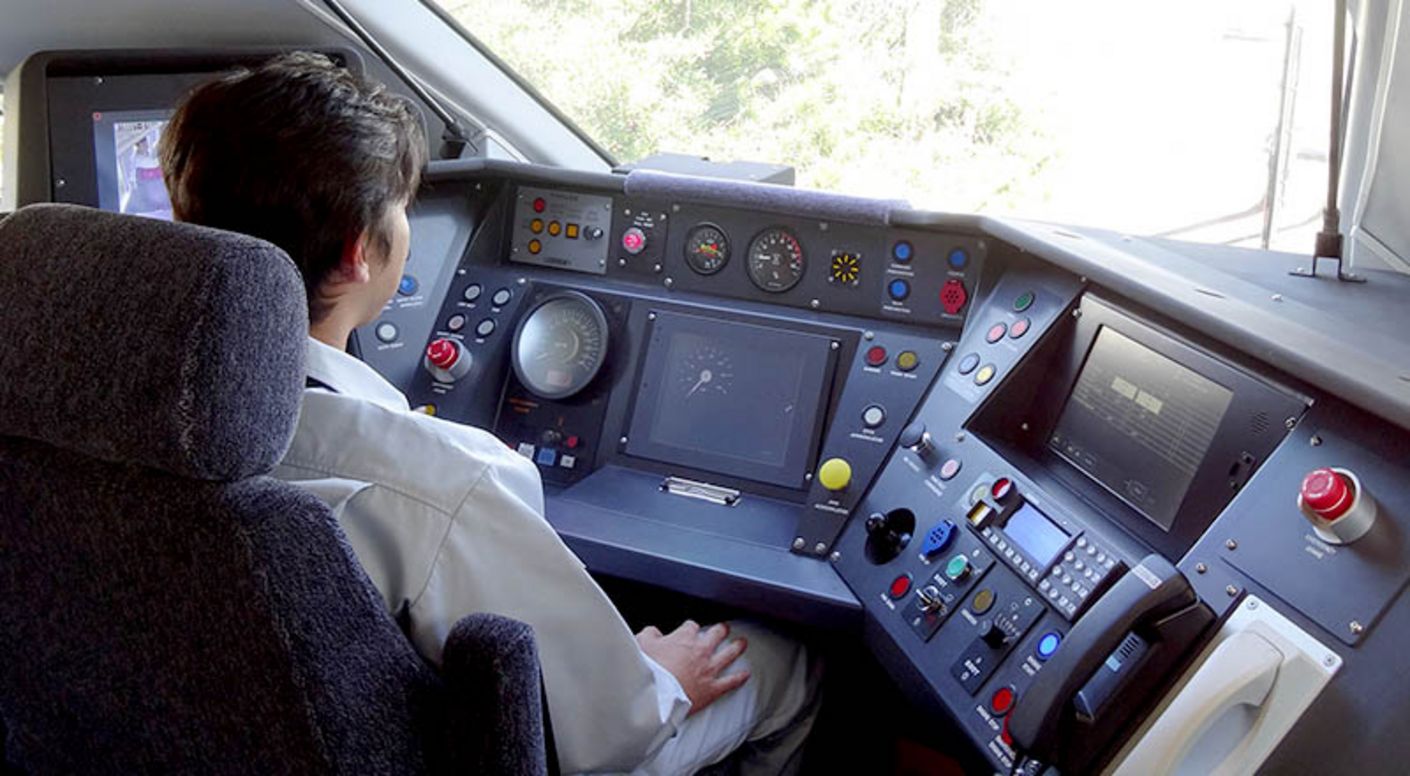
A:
[{"left": 330, "top": 229, "right": 373, "bottom": 285}]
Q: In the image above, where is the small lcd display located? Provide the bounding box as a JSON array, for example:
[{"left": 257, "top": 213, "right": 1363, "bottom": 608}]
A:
[
  {"left": 1004, "top": 502, "right": 1069, "bottom": 567},
  {"left": 93, "top": 109, "right": 174, "bottom": 220},
  {"left": 1049, "top": 327, "right": 1234, "bottom": 532},
  {"left": 626, "top": 312, "right": 836, "bottom": 489}
]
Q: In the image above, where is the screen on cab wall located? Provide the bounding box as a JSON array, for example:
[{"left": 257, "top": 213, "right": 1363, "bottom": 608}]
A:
[{"left": 92, "top": 109, "right": 174, "bottom": 220}]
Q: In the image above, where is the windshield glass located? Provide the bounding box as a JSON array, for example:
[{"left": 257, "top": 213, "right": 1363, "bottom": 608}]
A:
[{"left": 432, "top": 0, "right": 1330, "bottom": 252}]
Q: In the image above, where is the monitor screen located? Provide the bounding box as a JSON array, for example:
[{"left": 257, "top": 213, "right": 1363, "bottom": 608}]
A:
[
  {"left": 626, "top": 312, "right": 836, "bottom": 489},
  {"left": 1048, "top": 326, "right": 1233, "bottom": 532},
  {"left": 93, "top": 109, "right": 174, "bottom": 220},
  {"left": 1004, "top": 502, "right": 1069, "bottom": 567}
]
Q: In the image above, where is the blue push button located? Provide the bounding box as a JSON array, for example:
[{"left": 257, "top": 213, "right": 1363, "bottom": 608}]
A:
[
  {"left": 398, "top": 275, "right": 418, "bottom": 296},
  {"left": 948, "top": 248, "right": 968, "bottom": 270},
  {"left": 921, "top": 520, "right": 957, "bottom": 559},
  {"left": 892, "top": 240, "right": 914, "bottom": 263},
  {"left": 534, "top": 448, "right": 558, "bottom": 467},
  {"left": 888, "top": 279, "right": 911, "bottom": 302},
  {"left": 957, "top": 353, "right": 980, "bottom": 374},
  {"left": 1037, "top": 631, "right": 1061, "bottom": 661}
]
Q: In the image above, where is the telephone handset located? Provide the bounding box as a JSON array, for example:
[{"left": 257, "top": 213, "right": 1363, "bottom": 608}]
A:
[{"left": 1008, "top": 554, "right": 1214, "bottom": 773}]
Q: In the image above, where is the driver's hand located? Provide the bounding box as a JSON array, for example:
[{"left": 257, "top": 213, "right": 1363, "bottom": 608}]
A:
[{"left": 636, "top": 620, "right": 750, "bottom": 716}]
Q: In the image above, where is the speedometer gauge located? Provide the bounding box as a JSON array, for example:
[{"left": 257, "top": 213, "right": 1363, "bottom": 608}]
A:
[
  {"left": 511, "top": 292, "right": 610, "bottom": 400},
  {"left": 746, "top": 227, "right": 806, "bottom": 293},
  {"left": 684, "top": 223, "right": 731, "bottom": 275}
]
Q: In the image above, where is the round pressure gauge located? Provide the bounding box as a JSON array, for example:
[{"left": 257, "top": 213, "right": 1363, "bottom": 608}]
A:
[{"left": 511, "top": 292, "right": 610, "bottom": 400}]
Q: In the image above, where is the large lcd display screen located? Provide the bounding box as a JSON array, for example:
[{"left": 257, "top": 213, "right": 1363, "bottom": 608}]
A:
[
  {"left": 1048, "top": 326, "right": 1234, "bottom": 532},
  {"left": 92, "top": 109, "right": 174, "bottom": 220},
  {"left": 626, "top": 312, "right": 836, "bottom": 489}
]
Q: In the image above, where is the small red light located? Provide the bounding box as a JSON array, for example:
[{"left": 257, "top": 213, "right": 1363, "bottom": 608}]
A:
[
  {"left": 990, "top": 686, "right": 1015, "bottom": 715},
  {"left": 889, "top": 574, "right": 912, "bottom": 599},
  {"left": 532, "top": 197, "right": 546, "bottom": 213},
  {"left": 991, "top": 477, "right": 1014, "bottom": 500},
  {"left": 566, "top": 435, "right": 580, "bottom": 449},
  {"left": 865, "top": 346, "right": 888, "bottom": 367}
]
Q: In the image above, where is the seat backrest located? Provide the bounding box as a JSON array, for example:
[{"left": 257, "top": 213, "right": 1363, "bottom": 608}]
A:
[{"left": 0, "top": 205, "right": 447, "bottom": 773}]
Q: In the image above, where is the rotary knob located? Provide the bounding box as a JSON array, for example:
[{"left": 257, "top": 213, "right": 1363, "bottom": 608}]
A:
[
  {"left": 916, "top": 585, "right": 945, "bottom": 614},
  {"left": 898, "top": 421, "right": 933, "bottom": 459}
]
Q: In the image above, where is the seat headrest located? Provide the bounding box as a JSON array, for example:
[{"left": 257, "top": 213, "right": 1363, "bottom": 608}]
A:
[{"left": 0, "top": 204, "right": 308, "bottom": 480}]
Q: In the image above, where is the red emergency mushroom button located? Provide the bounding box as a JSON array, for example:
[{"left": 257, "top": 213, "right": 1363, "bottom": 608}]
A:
[
  {"left": 1301, "top": 468, "right": 1352, "bottom": 521},
  {"left": 424, "top": 338, "right": 472, "bottom": 380}
]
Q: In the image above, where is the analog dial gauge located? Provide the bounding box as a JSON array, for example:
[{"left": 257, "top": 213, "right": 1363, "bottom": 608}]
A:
[
  {"left": 746, "top": 227, "right": 806, "bottom": 293},
  {"left": 511, "top": 292, "right": 610, "bottom": 400},
  {"left": 684, "top": 223, "right": 731, "bottom": 275}
]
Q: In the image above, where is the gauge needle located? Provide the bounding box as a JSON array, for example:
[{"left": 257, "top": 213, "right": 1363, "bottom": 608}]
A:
[{"left": 686, "top": 368, "right": 713, "bottom": 397}]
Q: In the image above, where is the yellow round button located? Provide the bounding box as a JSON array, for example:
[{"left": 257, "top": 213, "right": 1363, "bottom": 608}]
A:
[
  {"left": 528, "top": 239, "right": 542, "bottom": 255},
  {"left": 548, "top": 221, "right": 562, "bottom": 236},
  {"left": 896, "top": 350, "right": 919, "bottom": 372},
  {"left": 530, "top": 218, "right": 544, "bottom": 234},
  {"left": 818, "top": 457, "right": 853, "bottom": 492},
  {"left": 975, "top": 364, "right": 996, "bottom": 385}
]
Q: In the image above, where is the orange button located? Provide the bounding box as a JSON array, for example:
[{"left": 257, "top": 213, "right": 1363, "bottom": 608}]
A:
[
  {"left": 528, "top": 239, "right": 542, "bottom": 255},
  {"left": 548, "top": 221, "right": 562, "bottom": 236},
  {"left": 530, "top": 218, "right": 544, "bottom": 234},
  {"left": 566, "top": 223, "right": 580, "bottom": 239}
]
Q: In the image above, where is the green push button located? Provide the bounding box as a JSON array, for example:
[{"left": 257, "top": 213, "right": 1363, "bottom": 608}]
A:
[
  {"left": 1013, "top": 290, "right": 1036, "bottom": 312},
  {"left": 945, "top": 554, "right": 972, "bottom": 581}
]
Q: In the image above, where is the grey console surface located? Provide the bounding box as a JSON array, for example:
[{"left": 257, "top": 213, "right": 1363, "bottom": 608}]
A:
[{"left": 545, "top": 465, "right": 861, "bottom": 631}]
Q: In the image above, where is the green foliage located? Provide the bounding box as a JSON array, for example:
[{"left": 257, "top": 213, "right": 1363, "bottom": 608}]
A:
[{"left": 440, "top": 0, "right": 1051, "bottom": 212}]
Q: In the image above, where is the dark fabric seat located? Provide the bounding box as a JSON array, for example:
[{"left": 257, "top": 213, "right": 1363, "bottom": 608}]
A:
[{"left": 0, "top": 205, "right": 549, "bottom": 775}]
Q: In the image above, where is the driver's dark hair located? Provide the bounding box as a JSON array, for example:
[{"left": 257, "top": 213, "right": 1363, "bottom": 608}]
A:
[{"left": 161, "top": 51, "right": 426, "bottom": 322}]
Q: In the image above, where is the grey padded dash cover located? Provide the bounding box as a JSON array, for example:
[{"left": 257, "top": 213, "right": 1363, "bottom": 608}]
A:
[{"left": 0, "top": 204, "right": 307, "bottom": 480}]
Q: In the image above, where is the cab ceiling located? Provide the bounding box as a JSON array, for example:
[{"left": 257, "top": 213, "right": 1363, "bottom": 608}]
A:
[{"left": 0, "top": 0, "right": 340, "bottom": 78}]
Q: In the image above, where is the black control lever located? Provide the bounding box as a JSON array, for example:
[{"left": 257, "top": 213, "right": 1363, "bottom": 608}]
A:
[{"left": 1008, "top": 554, "right": 1197, "bottom": 762}]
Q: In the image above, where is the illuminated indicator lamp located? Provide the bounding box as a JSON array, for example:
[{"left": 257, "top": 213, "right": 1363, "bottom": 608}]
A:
[
  {"left": 566, "top": 223, "right": 580, "bottom": 239},
  {"left": 532, "top": 197, "right": 546, "bottom": 213},
  {"left": 986, "top": 322, "right": 1007, "bottom": 343},
  {"left": 530, "top": 218, "right": 544, "bottom": 234},
  {"left": 896, "top": 350, "right": 919, "bottom": 372},
  {"left": 990, "top": 686, "right": 1016, "bottom": 716},
  {"left": 566, "top": 435, "right": 580, "bottom": 449},
  {"left": 1014, "top": 290, "right": 1036, "bottom": 312},
  {"left": 888, "top": 574, "right": 912, "bottom": 599},
  {"left": 548, "top": 221, "right": 562, "bottom": 236},
  {"left": 948, "top": 248, "right": 969, "bottom": 270},
  {"left": 528, "top": 239, "right": 542, "bottom": 255},
  {"left": 991, "top": 477, "right": 1015, "bottom": 501},
  {"left": 398, "top": 275, "right": 418, "bottom": 296},
  {"left": 1037, "top": 631, "right": 1061, "bottom": 661},
  {"left": 621, "top": 227, "right": 647, "bottom": 255},
  {"left": 892, "top": 240, "right": 914, "bottom": 263},
  {"left": 971, "top": 588, "right": 996, "bottom": 615},
  {"left": 865, "top": 346, "right": 889, "bottom": 367},
  {"left": 920, "top": 520, "right": 957, "bottom": 559},
  {"left": 966, "top": 501, "right": 993, "bottom": 528},
  {"left": 1010, "top": 317, "right": 1031, "bottom": 339},
  {"left": 940, "top": 279, "right": 968, "bottom": 315},
  {"left": 888, "top": 278, "right": 911, "bottom": 302},
  {"left": 939, "top": 458, "right": 962, "bottom": 480}
]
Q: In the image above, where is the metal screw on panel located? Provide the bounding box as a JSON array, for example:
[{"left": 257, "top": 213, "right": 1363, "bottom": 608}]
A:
[
  {"left": 1195, "top": 563, "right": 1208, "bottom": 574},
  {"left": 1323, "top": 655, "right": 1337, "bottom": 668},
  {"left": 819, "top": 222, "right": 829, "bottom": 232},
  {"left": 811, "top": 299, "right": 821, "bottom": 309},
  {"left": 1285, "top": 417, "right": 1298, "bottom": 430},
  {"left": 653, "top": 264, "right": 663, "bottom": 273},
  {"left": 830, "top": 551, "right": 841, "bottom": 563},
  {"left": 624, "top": 208, "right": 633, "bottom": 216},
  {"left": 1296, "top": 267, "right": 1306, "bottom": 274},
  {"left": 619, "top": 436, "right": 628, "bottom": 445},
  {"left": 1226, "top": 539, "right": 1238, "bottom": 551},
  {"left": 1226, "top": 585, "right": 1239, "bottom": 597},
  {"left": 792, "top": 538, "right": 806, "bottom": 550},
  {"left": 664, "top": 277, "right": 674, "bottom": 289},
  {"left": 55, "top": 178, "right": 66, "bottom": 189},
  {"left": 1247, "top": 599, "right": 1259, "bottom": 610},
  {"left": 672, "top": 204, "right": 681, "bottom": 213},
  {"left": 830, "top": 341, "right": 839, "bottom": 350},
  {"left": 93, "top": 76, "right": 104, "bottom": 85},
  {"left": 618, "top": 258, "right": 628, "bottom": 267},
  {"left": 517, "top": 277, "right": 527, "bottom": 285},
  {"left": 814, "top": 543, "right": 828, "bottom": 555},
  {"left": 660, "top": 212, "right": 668, "bottom": 221},
  {"left": 1310, "top": 435, "right": 1323, "bottom": 447},
  {"left": 942, "top": 342, "right": 954, "bottom": 352},
  {"left": 1350, "top": 621, "right": 1364, "bottom": 635},
  {"left": 1020, "top": 422, "right": 1030, "bottom": 432},
  {"left": 599, "top": 259, "right": 607, "bottom": 268},
  {"left": 805, "top": 472, "right": 813, "bottom": 481},
  {"left": 864, "top": 331, "right": 875, "bottom": 341},
  {"left": 1072, "top": 309, "right": 1083, "bottom": 319},
  {"left": 1271, "top": 294, "right": 1284, "bottom": 302},
  {"left": 955, "top": 432, "right": 966, "bottom": 443},
  {"left": 647, "top": 312, "right": 656, "bottom": 321}
]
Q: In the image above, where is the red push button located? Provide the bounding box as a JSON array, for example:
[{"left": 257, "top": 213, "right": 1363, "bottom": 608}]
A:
[
  {"left": 1302, "top": 468, "right": 1353, "bottom": 521},
  {"left": 865, "top": 346, "right": 889, "bottom": 367},
  {"left": 889, "top": 574, "right": 912, "bottom": 599},
  {"left": 990, "top": 686, "right": 1016, "bottom": 716},
  {"left": 1010, "top": 317, "right": 1031, "bottom": 339},
  {"left": 986, "top": 322, "right": 1008, "bottom": 343},
  {"left": 532, "top": 197, "right": 547, "bottom": 213},
  {"left": 621, "top": 227, "right": 647, "bottom": 255},
  {"left": 991, "top": 477, "right": 1014, "bottom": 501},
  {"left": 940, "top": 279, "right": 969, "bottom": 315},
  {"left": 566, "top": 435, "right": 580, "bottom": 449},
  {"left": 426, "top": 339, "right": 460, "bottom": 370}
]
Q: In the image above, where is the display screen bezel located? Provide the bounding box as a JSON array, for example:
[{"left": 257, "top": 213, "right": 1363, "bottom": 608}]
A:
[{"left": 624, "top": 309, "right": 839, "bottom": 490}]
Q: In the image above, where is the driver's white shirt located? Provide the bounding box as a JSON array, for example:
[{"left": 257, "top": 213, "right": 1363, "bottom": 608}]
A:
[{"left": 273, "top": 338, "right": 691, "bottom": 773}]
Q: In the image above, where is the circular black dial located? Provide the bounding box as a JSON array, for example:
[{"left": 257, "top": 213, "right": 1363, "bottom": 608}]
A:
[
  {"left": 746, "top": 227, "right": 806, "bottom": 293},
  {"left": 511, "top": 292, "right": 609, "bottom": 400},
  {"left": 675, "top": 342, "right": 735, "bottom": 400},
  {"left": 684, "top": 223, "right": 731, "bottom": 275}
]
